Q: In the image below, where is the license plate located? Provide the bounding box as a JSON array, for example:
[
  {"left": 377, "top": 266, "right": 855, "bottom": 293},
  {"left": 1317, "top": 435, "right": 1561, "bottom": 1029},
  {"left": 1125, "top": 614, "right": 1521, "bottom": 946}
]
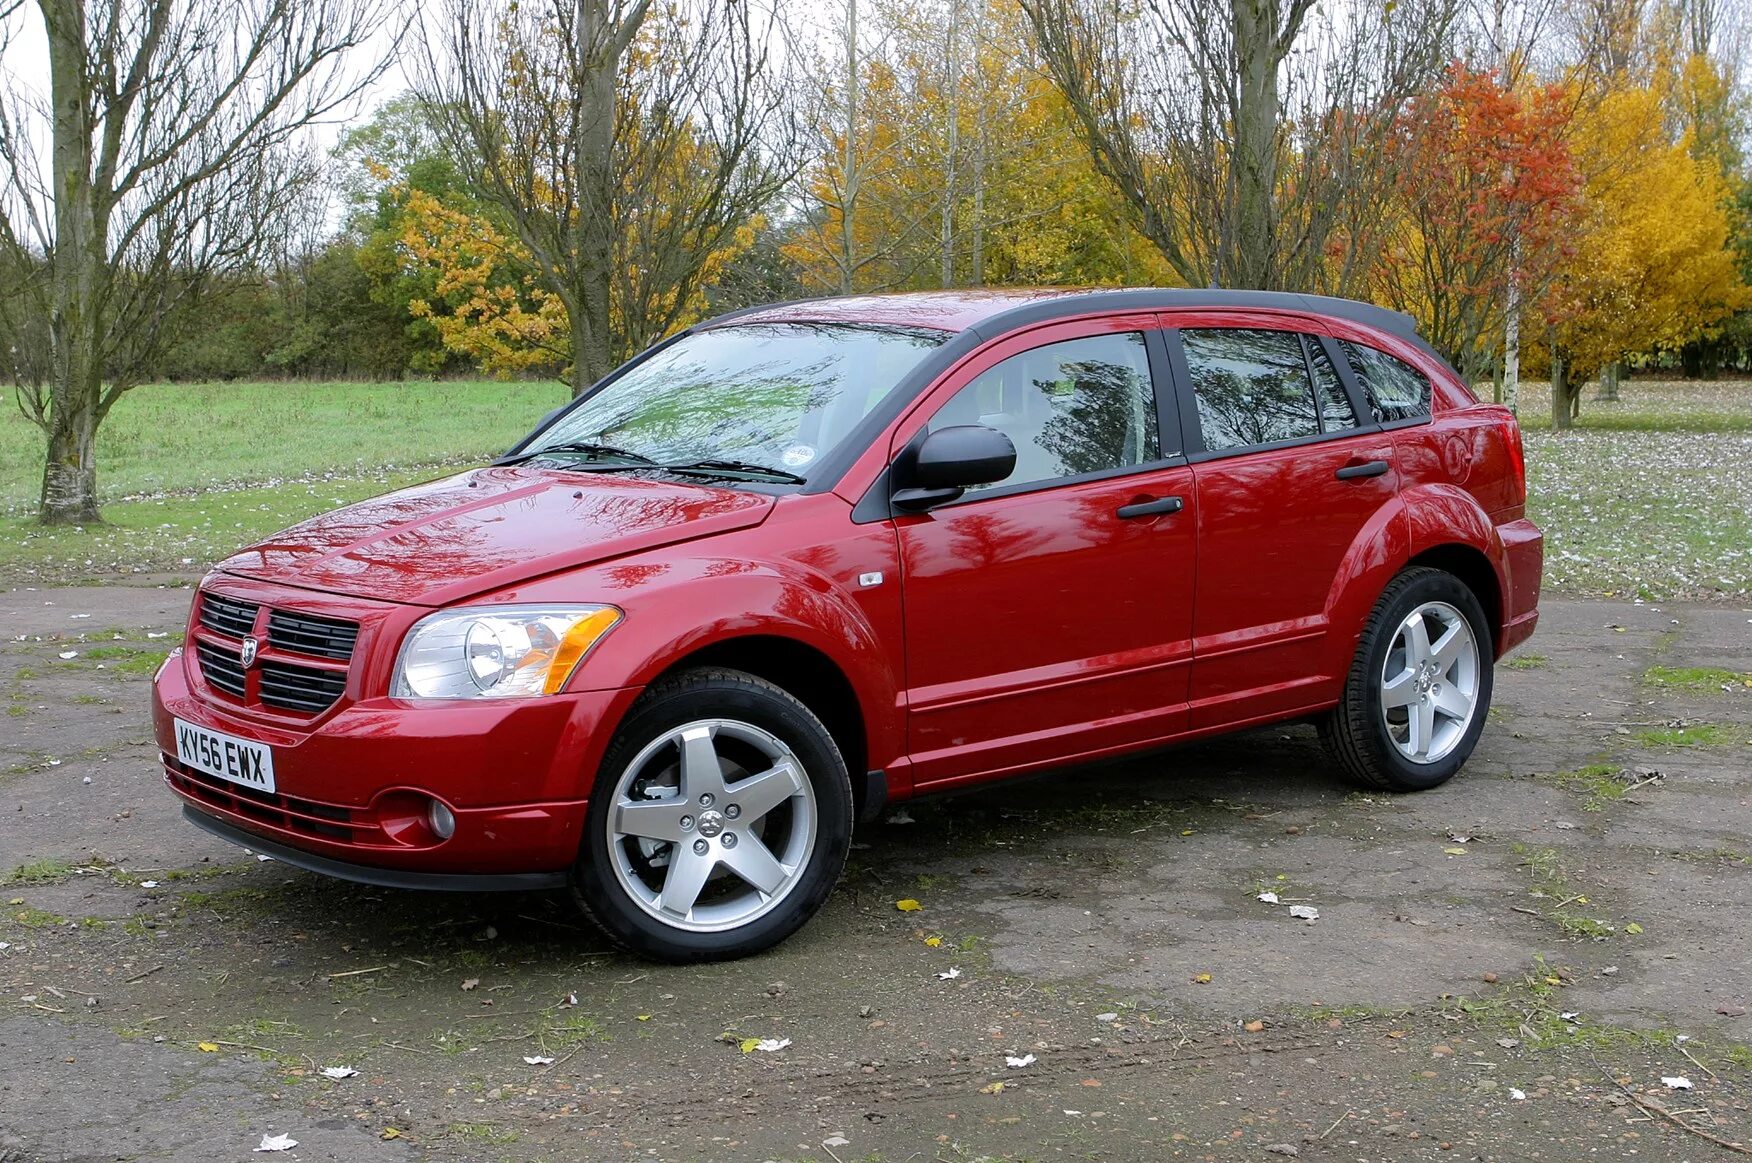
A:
[{"left": 174, "top": 718, "right": 276, "bottom": 794}]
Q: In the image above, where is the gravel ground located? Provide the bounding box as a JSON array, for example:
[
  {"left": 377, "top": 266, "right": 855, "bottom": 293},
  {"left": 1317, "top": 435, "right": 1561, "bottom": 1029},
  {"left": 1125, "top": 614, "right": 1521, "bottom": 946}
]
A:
[{"left": 2, "top": 585, "right": 1751, "bottom": 1162}]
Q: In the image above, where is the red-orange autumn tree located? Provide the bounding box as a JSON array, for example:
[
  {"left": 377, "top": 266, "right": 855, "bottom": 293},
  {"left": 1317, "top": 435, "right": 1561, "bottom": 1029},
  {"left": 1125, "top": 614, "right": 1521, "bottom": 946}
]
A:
[{"left": 1372, "top": 65, "right": 1580, "bottom": 381}]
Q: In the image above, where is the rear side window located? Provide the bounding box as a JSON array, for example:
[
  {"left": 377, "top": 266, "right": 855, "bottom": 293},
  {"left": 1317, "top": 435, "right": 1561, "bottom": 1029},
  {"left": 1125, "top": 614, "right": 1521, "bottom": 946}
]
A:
[
  {"left": 1308, "top": 341, "right": 1359, "bottom": 431},
  {"left": 929, "top": 332, "right": 1159, "bottom": 490},
  {"left": 1341, "top": 341, "right": 1431, "bottom": 423},
  {"left": 1181, "top": 329, "right": 1320, "bottom": 452}
]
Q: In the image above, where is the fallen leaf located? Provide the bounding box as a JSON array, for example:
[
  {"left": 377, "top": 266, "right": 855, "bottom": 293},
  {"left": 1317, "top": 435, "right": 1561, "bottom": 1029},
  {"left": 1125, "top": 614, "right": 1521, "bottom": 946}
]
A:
[
  {"left": 979, "top": 1081, "right": 1005, "bottom": 1095},
  {"left": 1005, "top": 1053, "right": 1036, "bottom": 1068},
  {"left": 1386, "top": 1029, "right": 1406, "bottom": 1039},
  {"left": 1079, "top": 1078, "right": 1102, "bottom": 1087},
  {"left": 738, "top": 1037, "right": 761, "bottom": 1054},
  {"left": 1443, "top": 846, "right": 1469, "bottom": 856},
  {"left": 197, "top": 1042, "right": 220, "bottom": 1053},
  {"left": 1192, "top": 973, "right": 1212, "bottom": 984},
  {"left": 523, "top": 1056, "right": 555, "bottom": 1066},
  {"left": 381, "top": 1126, "right": 403, "bottom": 1140},
  {"left": 253, "top": 1134, "right": 298, "bottom": 1152},
  {"left": 1244, "top": 1020, "right": 1265, "bottom": 1033},
  {"left": 1625, "top": 922, "right": 1644, "bottom": 934},
  {"left": 460, "top": 978, "right": 479, "bottom": 991},
  {"left": 636, "top": 1013, "right": 652, "bottom": 1021},
  {"left": 895, "top": 898, "right": 922, "bottom": 912},
  {"left": 923, "top": 936, "right": 942, "bottom": 947},
  {"left": 935, "top": 967, "right": 961, "bottom": 980},
  {"left": 320, "top": 1066, "right": 358, "bottom": 1079}
]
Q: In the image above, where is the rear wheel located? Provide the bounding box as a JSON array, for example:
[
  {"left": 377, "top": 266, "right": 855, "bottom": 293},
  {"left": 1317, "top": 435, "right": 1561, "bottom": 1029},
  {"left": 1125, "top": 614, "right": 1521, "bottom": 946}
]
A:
[
  {"left": 1321, "top": 567, "right": 1493, "bottom": 791},
  {"left": 571, "top": 668, "right": 853, "bottom": 962}
]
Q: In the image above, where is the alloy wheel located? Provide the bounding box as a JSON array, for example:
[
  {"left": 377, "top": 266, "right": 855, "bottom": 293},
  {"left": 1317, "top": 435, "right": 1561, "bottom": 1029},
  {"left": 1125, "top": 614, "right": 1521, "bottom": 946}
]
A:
[
  {"left": 605, "top": 718, "right": 817, "bottom": 933},
  {"left": 1378, "top": 600, "right": 1480, "bottom": 765}
]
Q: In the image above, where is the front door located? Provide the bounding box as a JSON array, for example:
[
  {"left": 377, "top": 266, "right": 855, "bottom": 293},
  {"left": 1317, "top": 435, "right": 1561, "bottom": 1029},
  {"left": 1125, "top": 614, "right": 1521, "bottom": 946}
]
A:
[{"left": 892, "top": 317, "right": 1199, "bottom": 789}]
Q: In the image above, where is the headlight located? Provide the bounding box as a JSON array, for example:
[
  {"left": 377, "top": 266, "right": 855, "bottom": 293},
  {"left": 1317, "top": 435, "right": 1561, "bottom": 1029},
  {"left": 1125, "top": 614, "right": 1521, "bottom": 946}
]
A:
[{"left": 392, "top": 605, "right": 622, "bottom": 699}]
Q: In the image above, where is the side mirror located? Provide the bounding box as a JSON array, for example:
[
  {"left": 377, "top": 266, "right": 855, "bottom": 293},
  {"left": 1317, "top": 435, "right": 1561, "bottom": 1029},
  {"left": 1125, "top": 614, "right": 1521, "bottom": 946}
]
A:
[{"left": 891, "top": 424, "right": 1016, "bottom": 512}]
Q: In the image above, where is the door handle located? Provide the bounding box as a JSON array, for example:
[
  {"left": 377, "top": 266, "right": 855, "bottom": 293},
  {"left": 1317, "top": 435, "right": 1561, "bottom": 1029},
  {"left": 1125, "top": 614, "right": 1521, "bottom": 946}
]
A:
[
  {"left": 1335, "top": 459, "right": 1390, "bottom": 481},
  {"left": 1116, "top": 495, "right": 1184, "bottom": 519}
]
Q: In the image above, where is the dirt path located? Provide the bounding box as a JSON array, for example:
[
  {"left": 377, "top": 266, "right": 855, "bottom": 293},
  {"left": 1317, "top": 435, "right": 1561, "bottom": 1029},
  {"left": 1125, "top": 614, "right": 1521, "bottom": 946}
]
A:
[{"left": 3, "top": 587, "right": 1750, "bottom": 1161}]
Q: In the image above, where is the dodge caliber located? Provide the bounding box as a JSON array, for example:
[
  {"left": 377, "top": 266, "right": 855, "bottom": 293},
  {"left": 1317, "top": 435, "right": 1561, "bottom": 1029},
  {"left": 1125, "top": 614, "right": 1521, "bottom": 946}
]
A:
[{"left": 153, "top": 289, "right": 1543, "bottom": 962}]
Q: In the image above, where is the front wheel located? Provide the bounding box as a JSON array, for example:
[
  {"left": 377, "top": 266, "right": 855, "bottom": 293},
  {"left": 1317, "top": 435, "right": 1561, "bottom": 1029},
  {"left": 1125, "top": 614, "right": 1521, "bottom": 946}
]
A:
[
  {"left": 1321, "top": 567, "right": 1494, "bottom": 791},
  {"left": 571, "top": 668, "right": 853, "bottom": 962}
]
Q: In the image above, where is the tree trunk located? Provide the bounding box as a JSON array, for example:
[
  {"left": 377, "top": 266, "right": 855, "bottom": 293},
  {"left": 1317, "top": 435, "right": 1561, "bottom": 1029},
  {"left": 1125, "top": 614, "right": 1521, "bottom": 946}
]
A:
[
  {"left": 39, "top": 0, "right": 107, "bottom": 524},
  {"left": 838, "top": 0, "right": 859, "bottom": 295},
  {"left": 1502, "top": 240, "right": 1520, "bottom": 415},
  {"left": 1550, "top": 341, "right": 1571, "bottom": 431},
  {"left": 569, "top": 0, "right": 626, "bottom": 393},
  {"left": 1597, "top": 360, "right": 1620, "bottom": 401},
  {"left": 1228, "top": 0, "right": 1280, "bottom": 289},
  {"left": 938, "top": 0, "right": 960, "bottom": 288}
]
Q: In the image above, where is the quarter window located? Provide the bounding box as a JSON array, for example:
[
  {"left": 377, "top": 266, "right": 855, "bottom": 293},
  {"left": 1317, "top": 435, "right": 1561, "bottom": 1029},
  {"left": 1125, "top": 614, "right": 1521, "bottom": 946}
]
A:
[
  {"left": 1181, "top": 329, "right": 1321, "bottom": 452},
  {"left": 1341, "top": 341, "right": 1431, "bottom": 422},
  {"left": 928, "top": 332, "right": 1159, "bottom": 491}
]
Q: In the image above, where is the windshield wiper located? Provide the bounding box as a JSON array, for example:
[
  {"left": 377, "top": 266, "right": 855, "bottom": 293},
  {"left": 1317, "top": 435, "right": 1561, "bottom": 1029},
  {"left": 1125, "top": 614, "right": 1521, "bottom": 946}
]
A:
[
  {"left": 496, "top": 440, "right": 658, "bottom": 469},
  {"left": 661, "top": 458, "right": 807, "bottom": 485}
]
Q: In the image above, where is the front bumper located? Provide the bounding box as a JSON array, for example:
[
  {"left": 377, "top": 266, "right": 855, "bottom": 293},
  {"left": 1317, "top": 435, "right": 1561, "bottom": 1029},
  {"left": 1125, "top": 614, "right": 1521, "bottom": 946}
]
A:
[{"left": 154, "top": 649, "right": 640, "bottom": 877}]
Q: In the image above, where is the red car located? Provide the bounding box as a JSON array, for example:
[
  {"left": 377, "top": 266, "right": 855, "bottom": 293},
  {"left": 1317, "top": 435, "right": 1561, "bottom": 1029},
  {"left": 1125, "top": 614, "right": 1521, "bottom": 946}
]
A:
[{"left": 153, "top": 289, "right": 1541, "bottom": 961}]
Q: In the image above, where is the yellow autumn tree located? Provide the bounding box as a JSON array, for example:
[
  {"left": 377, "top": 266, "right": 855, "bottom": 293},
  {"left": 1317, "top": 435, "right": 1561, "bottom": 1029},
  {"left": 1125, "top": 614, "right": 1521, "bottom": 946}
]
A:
[
  {"left": 1540, "top": 83, "right": 1748, "bottom": 423},
  {"left": 785, "top": 0, "right": 1172, "bottom": 294}
]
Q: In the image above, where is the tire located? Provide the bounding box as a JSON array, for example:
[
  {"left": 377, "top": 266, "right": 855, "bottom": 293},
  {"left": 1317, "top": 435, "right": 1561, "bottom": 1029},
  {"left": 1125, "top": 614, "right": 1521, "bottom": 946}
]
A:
[
  {"left": 571, "top": 667, "right": 853, "bottom": 962},
  {"left": 1320, "top": 567, "right": 1494, "bottom": 792}
]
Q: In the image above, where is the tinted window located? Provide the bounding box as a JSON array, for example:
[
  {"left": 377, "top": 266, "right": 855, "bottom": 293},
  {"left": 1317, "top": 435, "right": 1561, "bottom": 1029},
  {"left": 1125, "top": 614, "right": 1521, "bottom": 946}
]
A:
[
  {"left": 1341, "top": 341, "right": 1431, "bottom": 422},
  {"left": 531, "top": 322, "right": 946, "bottom": 480},
  {"left": 1182, "top": 329, "right": 1319, "bottom": 451},
  {"left": 1308, "top": 340, "right": 1359, "bottom": 431},
  {"left": 929, "top": 332, "right": 1159, "bottom": 490}
]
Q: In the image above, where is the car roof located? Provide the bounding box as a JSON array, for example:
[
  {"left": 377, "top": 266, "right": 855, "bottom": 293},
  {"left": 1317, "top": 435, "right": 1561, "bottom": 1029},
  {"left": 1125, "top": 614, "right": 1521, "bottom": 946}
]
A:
[{"left": 706, "top": 287, "right": 1424, "bottom": 344}]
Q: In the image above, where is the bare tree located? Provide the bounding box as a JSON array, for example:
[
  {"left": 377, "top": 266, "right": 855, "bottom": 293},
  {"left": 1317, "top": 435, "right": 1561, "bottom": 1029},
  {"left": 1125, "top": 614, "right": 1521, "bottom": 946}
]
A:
[
  {"left": 1022, "top": 0, "right": 1458, "bottom": 293},
  {"left": 0, "top": 0, "right": 394, "bottom": 524},
  {"left": 417, "top": 0, "right": 796, "bottom": 395}
]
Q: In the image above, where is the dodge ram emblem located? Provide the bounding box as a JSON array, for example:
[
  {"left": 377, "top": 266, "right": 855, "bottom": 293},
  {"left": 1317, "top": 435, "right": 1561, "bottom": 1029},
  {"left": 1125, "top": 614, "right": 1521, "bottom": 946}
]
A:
[{"left": 240, "top": 636, "right": 259, "bottom": 669}]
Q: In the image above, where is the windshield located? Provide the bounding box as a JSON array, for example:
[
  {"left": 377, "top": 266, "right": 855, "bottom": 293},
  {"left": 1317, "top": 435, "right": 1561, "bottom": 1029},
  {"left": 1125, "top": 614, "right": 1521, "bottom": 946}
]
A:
[{"left": 524, "top": 322, "right": 948, "bottom": 481}]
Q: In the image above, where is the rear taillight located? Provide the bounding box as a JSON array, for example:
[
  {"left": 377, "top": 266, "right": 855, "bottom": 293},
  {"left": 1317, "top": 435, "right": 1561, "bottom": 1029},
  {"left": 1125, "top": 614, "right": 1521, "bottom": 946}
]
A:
[{"left": 1501, "top": 416, "right": 1527, "bottom": 505}]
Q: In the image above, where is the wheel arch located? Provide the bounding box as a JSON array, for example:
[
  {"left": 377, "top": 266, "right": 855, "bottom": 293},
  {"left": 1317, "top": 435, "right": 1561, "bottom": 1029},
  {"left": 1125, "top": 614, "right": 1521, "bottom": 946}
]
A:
[
  {"left": 1404, "top": 543, "right": 1504, "bottom": 656},
  {"left": 644, "top": 635, "right": 873, "bottom": 816}
]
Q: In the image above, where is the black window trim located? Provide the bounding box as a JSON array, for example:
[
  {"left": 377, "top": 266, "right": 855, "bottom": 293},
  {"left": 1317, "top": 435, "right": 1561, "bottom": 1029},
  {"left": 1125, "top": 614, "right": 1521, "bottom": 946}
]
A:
[
  {"left": 852, "top": 322, "right": 1186, "bottom": 523},
  {"left": 1166, "top": 326, "right": 1401, "bottom": 463}
]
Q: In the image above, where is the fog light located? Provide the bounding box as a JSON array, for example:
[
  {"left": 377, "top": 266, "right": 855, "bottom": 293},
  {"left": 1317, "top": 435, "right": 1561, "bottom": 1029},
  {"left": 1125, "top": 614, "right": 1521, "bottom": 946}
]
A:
[{"left": 428, "top": 799, "right": 457, "bottom": 841}]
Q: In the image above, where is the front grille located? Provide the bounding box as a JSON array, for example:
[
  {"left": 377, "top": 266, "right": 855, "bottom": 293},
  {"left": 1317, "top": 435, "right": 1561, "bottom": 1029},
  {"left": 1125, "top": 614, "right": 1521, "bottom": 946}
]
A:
[
  {"left": 259, "top": 661, "right": 348, "bottom": 714},
  {"left": 193, "top": 590, "right": 360, "bottom": 717},
  {"left": 195, "top": 641, "right": 247, "bottom": 699},
  {"left": 168, "top": 759, "right": 367, "bottom": 843},
  {"left": 267, "top": 610, "right": 359, "bottom": 661},
  {"left": 199, "top": 594, "right": 259, "bottom": 638}
]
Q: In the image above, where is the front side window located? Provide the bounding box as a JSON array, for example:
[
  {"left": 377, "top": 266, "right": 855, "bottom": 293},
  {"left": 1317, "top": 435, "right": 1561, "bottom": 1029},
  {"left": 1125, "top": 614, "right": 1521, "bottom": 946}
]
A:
[
  {"left": 527, "top": 322, "right": 948, "bottom": 481},
  {"left": 1181, "top": 329, "right": 1321, "bottom": 452},
  {"left": 1341, "top": 341, "right": 1431, "bottom": 423},
  {"left": 927, "top": 332, "right": 1159, "bottom": 491}
]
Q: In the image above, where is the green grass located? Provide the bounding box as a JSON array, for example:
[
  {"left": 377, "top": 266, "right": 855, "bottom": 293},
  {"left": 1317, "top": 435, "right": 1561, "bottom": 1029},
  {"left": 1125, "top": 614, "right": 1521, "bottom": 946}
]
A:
[
  {"left": 1643, "top": 665, "right": 1752, "bottom": 691},
  {"left": 4, "top": 376, "right": 1752, "bottom": 597},
  {"left": 1633, "top": 723, "right": 1734, "bottom": 747},
  {"left": 4, "top": 858, "right": 75, "bottom": 885},
  {"left": 1540, "top": 763, "right": 1628, "bottom": 812},
  {"left": 2, "top": 380, "right": 566, "bottom": 513},
  {"left": 1504, "top": 653, "right": 1547, "bottom": 670}
]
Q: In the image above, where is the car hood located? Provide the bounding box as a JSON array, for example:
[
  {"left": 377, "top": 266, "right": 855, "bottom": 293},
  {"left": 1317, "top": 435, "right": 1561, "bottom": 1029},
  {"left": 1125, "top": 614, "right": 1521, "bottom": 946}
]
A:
[{"left": 214, "top": 466, "right": 776, "bottom": 606}]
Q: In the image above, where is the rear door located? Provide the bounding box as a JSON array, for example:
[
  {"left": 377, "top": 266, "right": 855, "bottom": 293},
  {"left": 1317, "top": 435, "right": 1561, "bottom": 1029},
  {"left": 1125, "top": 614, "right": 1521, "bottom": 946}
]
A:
[
  {"left": 893, "top": 316, "right": 1199, "bottom": 789},
  {"left": 1166, "top": 322, "right": 1400, "bottom": 727}
]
